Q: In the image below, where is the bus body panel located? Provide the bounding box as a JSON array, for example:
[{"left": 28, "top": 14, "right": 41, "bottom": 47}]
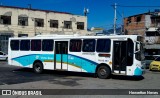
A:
[
  {"left": 10, "top": 52, "right": 98, "bottom": 73},
  {"left": 8, "top": 35, "right": 145, "bottom": 76}
]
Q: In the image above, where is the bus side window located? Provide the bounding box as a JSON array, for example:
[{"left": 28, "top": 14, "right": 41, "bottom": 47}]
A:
[
  {"left": 42, "top": 39, "right": 54, "bottom": 51},
  {"left": 69, "top": 39, "right": 82, "bottom": 52},
  {"left": 20, "top": 40, "right": 30, "bottom": 51},
  {"left": 31, "top": 40, "right": 41, "bottom": 51},
  {"left": 10, "top": 40, "right": 19, "bottom": 50},
  {"left": 82, "top": 39, "right": 95, "bottom": 52},
  {"left": 96, "top": 39, "right": 111, "bottom": 52}
]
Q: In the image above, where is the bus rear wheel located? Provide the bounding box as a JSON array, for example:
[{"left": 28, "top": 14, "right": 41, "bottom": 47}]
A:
[
  {"left": 33, "top": 62, "right": 43, "bottom": 74},
  {"left": 97, "top": 65, "right": 111, "bottom": 79}
]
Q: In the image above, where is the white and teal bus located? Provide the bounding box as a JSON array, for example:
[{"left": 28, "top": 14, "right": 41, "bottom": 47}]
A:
[{"left": 8, "top": 34, "right": 145, "bottom": 79}]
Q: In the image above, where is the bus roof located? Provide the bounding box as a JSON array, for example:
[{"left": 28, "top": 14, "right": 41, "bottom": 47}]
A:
[{"left": 9, "top": 34, "right": 140, "bottom": 40}]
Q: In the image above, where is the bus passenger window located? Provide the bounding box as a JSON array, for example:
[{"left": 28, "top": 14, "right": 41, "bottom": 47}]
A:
[
  {"left": 31, "top": 40, "right": 41, "bottom": 51},
  {"left": 20, "top": 40, "right": 30, "bottom": 51},
  {"left": 82, "top": 39, "right": 95, "bottom": 52},
  {"left": 96, "top": 39, "right": 111, "bottom": 52},
  {"left": 69, "top": 39, "right": 82, "bottom": 52},
  {"left": 42, "top": 39, "right": 53, "bottom": 51},
  {"left": 10, "top": 40, "right": 19, "bottom": 50}
]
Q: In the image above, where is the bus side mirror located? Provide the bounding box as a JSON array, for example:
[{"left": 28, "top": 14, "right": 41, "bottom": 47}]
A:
[
  {"left": 137, "top": 43, "right": 140, "bottom": 50},
  {"left": 135, "top": 42, "right": 140, "bottom": 53}
]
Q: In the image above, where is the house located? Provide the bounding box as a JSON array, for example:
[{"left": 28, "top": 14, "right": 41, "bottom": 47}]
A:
[{"left": 124, "top": 10, "right": 160, "bottom": 55}]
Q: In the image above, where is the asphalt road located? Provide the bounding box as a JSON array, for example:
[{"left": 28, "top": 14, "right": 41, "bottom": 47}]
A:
[{"left": 0, "top": 61, "right": 160, "bottom": 98}]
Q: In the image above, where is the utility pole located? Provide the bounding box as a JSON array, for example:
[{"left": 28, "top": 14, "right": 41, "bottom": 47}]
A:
[
  {"left": 113, "top": 3, "right": 117, "bottom": 35},
  {"left": 121, "top": 12, "right": 124, "bottom": 34}
]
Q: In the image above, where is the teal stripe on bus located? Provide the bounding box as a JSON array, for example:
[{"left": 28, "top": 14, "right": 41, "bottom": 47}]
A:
[{"left": 12, "top": 54, "right": 98, "bottom": 73}]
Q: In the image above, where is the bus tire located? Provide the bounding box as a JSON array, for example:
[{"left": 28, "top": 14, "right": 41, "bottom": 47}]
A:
[
  {"left": 97, "top": 65, "right": 111, "bottom": 79},
  {"left": 33, "top": 62, "right": 43, "bottom": 74}
]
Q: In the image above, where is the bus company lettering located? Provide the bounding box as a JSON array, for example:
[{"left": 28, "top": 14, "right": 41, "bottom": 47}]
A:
[
  {"left": 98, "top": 59, "right": 104, "bottom": 62},
  {"left": 82, "top": 53, "right": 95, "bottom": 55},
  {"left": 98, "top": 59, "right": 108, "bottom": 62},
  {"left": 41, "top": 56, "right": 53, "bottom": 60}
]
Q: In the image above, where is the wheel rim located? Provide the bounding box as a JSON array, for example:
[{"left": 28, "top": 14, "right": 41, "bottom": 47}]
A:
[
  {"left": 35, "top": 65, "right": 41, "bottom": 72},
  {"left": 99, "top": 68, "right": 107, "bottom": 76}
]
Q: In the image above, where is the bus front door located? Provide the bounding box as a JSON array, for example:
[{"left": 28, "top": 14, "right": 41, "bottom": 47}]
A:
[
  {"left": 55, "top": 41, "right": 68, "bottom": 70},
  {"left": 113, "top": 41, "right": 128, "bottom": 74}
]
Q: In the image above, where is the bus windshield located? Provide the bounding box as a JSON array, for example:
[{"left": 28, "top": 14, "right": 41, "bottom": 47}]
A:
[{"left": 135, "top": 42, "right": 145, "bottom": 61}]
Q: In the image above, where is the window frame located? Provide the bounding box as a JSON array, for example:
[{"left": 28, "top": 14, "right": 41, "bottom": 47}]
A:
[
  {"left": 0, "top": 15, "right": 11, "bottom": 25},
  {"left": 64, "top": 21, "right": 72, "bottom": 29},
  {"left": 18, "top": 16, "right": 28, "bottom": 26},
  {"left": 35, "top": 18, "right": 44, "bottom": 27},
  {"left": 136, "top": 16, "right": 141, "bottom": 23},
  {"left": 42, "top": 39, "right": 54, "bottom": 51},
  {"left": 82, "top": 39, "right": 96, "bottom": 52},
  {"left": 77, "top": 22, "right": 84, "bottom": 30},
  {"left": 69, "top": 39, "right": 82, "bottom": 52},
  {"left": 50, "top": 20, "right": 58, "bottom": 28},
  {"left": 18, "top": 34, "right": 28, "bottom": 37},
  {"left": 96, "top": 39, "right": 111, "bottom": 52},
  {"left": 20, "top": 40, "right": 30, "bottom": 51},
  {"left": 10, "top": 40, "right": 19, "bottom": 50},
  {"left": 31, "top": 39, "right": 42, "bottom": 51},
  {"left": 127, "top": 17, "right": 131, "bottom": 25}
]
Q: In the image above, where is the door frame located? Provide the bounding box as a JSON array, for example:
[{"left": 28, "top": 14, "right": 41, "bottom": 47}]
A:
[
  {"left": 54, "top": 40, "right": 69, "bottom": 70},
  {"left": 112, "top": 40, "right": 128, "bottom": 74}
]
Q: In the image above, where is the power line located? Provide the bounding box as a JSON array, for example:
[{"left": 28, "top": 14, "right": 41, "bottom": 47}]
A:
[
  {"left": 117, "top": 5, "right": 160, "bottom": 8},
  {"left": 117, "top": 10, "right": 123, "bottom": 17}
]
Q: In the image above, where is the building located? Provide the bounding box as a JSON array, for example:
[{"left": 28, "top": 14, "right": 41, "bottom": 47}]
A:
[
  {"left": 90, "top": 27, "right": 103, "bottom": 35},
  {"left": 0, "top": 5, "right": 87, "bottom": 53},
  {"left": 124, "top": 13, "right": 147, "bottom": 36},
  {"left": 124, "top": 10, "right": 160, "bottom": 55}
]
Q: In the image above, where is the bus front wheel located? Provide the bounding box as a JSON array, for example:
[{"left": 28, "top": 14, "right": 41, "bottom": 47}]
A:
[
  {"left": 97, "top": 65, "right": 111, "bottom": 79},
  {"left": 33, "top": 62, "right": 43, "bottom": 74}
]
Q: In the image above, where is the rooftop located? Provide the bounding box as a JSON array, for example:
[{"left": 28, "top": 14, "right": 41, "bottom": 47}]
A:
[
  {"left": 0, "top": 5, "right": 73, "bottom": 15},
  {"left": 124, "top": 10, "right": 160, "bottom": 18}
]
